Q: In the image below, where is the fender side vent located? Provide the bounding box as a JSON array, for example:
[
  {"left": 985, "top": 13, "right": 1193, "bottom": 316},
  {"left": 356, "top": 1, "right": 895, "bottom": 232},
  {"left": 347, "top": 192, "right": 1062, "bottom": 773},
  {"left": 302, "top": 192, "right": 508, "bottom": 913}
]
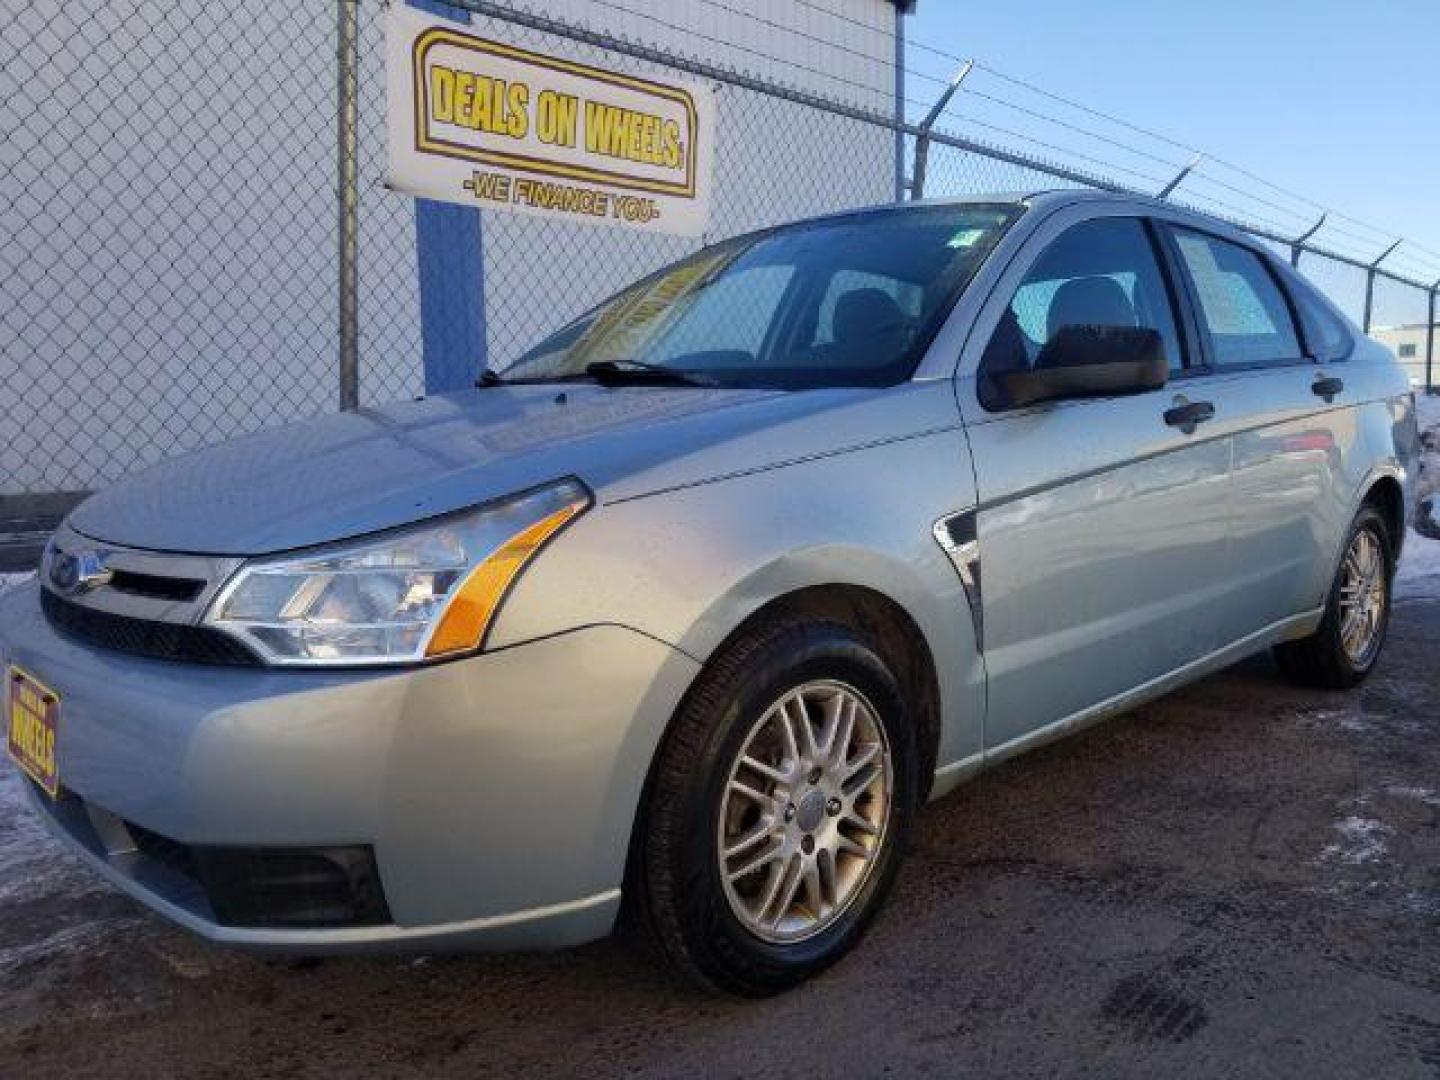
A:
[{"left": 933, "top": 510, "right": 984, "bottom": 649}]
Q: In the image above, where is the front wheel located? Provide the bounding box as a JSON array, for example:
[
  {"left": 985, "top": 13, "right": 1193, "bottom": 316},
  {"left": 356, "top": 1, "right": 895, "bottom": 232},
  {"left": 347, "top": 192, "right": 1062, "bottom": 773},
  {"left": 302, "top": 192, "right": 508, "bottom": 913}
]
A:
[
  {"left": 628, "top": 616, "right": 917, "bottom": 996},
  {"left": 1274, "top": 505, "right": 1393, "bottom": 689}
]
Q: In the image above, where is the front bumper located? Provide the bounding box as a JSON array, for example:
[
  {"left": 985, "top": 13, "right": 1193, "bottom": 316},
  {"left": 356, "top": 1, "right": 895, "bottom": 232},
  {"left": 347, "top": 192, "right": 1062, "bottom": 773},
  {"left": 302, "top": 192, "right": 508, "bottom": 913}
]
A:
[{"left": 1, "top": 583, "right": 699, "bottom": 952}]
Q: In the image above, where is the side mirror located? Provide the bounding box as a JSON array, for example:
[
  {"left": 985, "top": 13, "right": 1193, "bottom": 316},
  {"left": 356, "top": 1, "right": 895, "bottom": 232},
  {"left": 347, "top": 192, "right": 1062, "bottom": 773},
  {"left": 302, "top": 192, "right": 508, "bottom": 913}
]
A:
[{"left": 999, "top": 325, "right": 1169, "bottom": 408}]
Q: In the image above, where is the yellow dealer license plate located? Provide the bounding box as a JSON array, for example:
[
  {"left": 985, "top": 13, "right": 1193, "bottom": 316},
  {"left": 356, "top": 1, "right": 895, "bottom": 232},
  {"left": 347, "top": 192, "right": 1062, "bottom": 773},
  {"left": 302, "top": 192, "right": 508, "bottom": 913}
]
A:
[{"left": 7, "top": 666, "right": 59, "bottom": 798}]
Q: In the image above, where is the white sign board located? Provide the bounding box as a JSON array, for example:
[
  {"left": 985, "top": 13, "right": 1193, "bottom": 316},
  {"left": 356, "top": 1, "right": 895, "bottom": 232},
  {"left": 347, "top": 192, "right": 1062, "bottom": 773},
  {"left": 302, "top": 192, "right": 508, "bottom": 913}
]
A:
[{"left": 386, "top": 6, "right": 714, "bottom": 236}]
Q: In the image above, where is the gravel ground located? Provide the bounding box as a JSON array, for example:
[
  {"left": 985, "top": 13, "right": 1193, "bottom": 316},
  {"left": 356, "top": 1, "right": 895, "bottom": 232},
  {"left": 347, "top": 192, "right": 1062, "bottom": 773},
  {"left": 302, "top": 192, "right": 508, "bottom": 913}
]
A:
[{"left": 2, "top": 411, "right": 1439, "bottom": 1078}]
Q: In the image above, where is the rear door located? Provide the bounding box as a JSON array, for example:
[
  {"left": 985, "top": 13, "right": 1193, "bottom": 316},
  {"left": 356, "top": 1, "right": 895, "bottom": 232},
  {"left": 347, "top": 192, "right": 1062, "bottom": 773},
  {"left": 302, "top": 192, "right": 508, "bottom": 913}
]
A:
[
  {"left": 956, "top": 205, "right": 1235, "bottom": 752},
  {"left": 1158, "top": 225, "right": 1349, "bottom": 640}
]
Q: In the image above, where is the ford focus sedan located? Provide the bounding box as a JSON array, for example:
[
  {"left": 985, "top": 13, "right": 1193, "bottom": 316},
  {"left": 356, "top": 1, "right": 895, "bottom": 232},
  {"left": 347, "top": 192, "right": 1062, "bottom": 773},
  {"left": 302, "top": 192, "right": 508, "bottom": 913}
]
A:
[{"left": 2, "top": 191, "right": 1419, "bottom": 995}]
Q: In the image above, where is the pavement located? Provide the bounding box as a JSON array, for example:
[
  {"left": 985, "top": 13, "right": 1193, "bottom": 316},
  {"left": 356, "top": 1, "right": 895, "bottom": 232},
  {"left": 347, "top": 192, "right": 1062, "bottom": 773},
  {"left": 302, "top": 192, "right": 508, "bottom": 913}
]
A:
[{"left": 0, "top": 534, "right": 1437, "bottom": 1078}]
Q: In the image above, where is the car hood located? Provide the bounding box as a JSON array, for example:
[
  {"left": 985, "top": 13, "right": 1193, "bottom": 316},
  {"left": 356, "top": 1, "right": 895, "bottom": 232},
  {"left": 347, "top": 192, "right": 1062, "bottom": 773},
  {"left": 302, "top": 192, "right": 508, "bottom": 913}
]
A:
[{"left": 69, "top": 382, "right": 955, "bottom": 555}]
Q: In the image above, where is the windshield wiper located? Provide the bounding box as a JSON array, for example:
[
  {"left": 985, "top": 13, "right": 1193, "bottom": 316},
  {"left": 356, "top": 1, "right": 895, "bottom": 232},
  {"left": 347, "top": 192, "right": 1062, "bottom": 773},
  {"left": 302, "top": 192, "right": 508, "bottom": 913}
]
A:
[
  {"left": 477, "top": 360, "right": 720, "bottom": 388},
  {"left": 583, "top": 360, "right": 720, "bottom": 387}
]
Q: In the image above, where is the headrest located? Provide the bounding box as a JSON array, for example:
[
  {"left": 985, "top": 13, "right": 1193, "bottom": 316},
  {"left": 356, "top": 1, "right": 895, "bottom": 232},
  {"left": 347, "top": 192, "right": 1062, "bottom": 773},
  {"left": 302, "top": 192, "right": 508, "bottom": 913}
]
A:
[
  {"left": 1046, "top": 276, "right": 1136, "bottom": 341},
  {"left": 834, "top": 288, "right": 906, "bottom": 341}
]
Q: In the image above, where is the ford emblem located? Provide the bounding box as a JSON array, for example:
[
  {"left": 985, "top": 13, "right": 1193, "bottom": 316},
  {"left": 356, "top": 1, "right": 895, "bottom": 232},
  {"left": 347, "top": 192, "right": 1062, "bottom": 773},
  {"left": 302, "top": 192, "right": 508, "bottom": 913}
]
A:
[{"left": 48, "top": 548, "right": 113, "bottom": 596}]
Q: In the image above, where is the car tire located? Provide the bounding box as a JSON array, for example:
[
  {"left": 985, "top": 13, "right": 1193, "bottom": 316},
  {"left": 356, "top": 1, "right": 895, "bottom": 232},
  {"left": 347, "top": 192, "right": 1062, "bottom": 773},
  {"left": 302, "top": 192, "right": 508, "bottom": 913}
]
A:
[
  {"left": 1274, "top": 505, "right": 1393, "bottom": 690},
  {"left": 627, "top": 614, "right": 918, "bottom": 997}
]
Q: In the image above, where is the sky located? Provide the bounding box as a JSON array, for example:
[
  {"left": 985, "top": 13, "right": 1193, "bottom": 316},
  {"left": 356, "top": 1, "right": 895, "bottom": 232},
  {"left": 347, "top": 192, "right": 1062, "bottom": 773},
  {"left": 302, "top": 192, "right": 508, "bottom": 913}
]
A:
[{"left": 905, "top": 0, "right": 1440, "bottom": 284}]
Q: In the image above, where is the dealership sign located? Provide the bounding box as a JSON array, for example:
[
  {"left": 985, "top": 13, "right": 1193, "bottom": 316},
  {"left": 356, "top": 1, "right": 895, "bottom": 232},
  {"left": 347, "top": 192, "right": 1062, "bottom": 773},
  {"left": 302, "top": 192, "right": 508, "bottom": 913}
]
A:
[{"left": 386, "top": 6, "right": 714, "bottom": 235}]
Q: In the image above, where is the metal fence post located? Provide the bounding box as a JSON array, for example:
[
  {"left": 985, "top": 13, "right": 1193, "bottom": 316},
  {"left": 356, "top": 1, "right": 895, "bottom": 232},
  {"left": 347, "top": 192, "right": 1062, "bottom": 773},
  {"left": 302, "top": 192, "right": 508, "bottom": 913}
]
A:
[
  {"left": 1290, "top": 213, "right": 1326, "bottom": 269},
  {"left": 1362, "top": 239, "right": 1401, "bottom": 335},
  {"left": 910, "top": 60, "right": 971, "bottom": 200},
  {"left": 1427, "top": 282, "right": 1438, "bottom": 395},
  {"left": 892, "top": 3, "right": 905, "bottom": 203},
  {"left": 336, "top": 0, "right": 360, "bottom": 412}
]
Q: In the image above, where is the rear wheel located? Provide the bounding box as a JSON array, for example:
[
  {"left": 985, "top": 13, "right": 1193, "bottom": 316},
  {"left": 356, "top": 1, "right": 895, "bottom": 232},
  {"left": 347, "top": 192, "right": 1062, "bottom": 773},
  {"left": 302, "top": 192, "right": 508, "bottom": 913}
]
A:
[
  {"left": 628, "top": 615, "right": 916, "bottom": 996},
  {"left": 1274, "top": 506, "right": 1393, "bottom": 689}
]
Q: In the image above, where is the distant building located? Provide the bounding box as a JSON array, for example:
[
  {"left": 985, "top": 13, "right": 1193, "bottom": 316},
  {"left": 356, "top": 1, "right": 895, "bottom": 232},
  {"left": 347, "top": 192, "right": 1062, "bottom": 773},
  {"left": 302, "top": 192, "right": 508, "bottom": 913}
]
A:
[{"left": 1370, "top": 323, "right": 1436, "bottom": 388}]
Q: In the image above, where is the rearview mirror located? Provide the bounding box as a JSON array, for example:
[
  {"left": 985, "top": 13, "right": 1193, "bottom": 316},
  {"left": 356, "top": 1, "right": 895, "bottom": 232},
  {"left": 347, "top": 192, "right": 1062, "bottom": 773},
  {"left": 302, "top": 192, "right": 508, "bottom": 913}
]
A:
[{"left": 999, "top": 325, "right": 1168, "bottom": 408}]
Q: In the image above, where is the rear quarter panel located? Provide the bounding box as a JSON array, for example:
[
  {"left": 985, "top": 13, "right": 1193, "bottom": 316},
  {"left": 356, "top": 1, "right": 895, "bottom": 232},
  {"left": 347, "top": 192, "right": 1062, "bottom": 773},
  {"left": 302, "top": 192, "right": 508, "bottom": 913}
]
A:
[{"left": 1316, "top": 340, "right": 1420, "bottom": 581}]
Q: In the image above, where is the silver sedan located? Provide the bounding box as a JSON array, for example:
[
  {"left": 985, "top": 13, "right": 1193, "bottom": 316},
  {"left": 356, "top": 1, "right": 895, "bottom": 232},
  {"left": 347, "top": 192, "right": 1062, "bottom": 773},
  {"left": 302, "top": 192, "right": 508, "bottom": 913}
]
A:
[{"left": 2, "top": 191, "right": 1418, "bottom": 995}]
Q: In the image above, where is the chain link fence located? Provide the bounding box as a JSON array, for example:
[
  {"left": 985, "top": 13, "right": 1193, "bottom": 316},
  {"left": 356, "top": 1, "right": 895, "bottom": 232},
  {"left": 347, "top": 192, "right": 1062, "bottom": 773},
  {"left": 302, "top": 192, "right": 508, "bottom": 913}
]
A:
[{"left": 2, "top": 0, "right": 1436, "bottom": 507}]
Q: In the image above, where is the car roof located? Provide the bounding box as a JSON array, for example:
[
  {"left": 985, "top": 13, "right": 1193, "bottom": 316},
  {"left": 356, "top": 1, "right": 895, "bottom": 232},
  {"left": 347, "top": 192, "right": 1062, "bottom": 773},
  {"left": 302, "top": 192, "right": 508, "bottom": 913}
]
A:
[
  {"left": 715, "top": 189, "right": 1267, "bottom": 266},
  {"left": 915, "top": 188, "right": 1262, "bottom": 247}
]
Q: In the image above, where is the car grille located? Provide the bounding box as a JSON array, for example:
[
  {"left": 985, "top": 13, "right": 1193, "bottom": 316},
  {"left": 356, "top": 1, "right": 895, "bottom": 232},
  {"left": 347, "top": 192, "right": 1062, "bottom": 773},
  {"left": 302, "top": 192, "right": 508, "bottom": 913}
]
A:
[
  {"left": 41, "top": 588, "right": 260, "bottom": 666},
  {"left": 107, "top": 568, "right": 206, "bottom": 602}
]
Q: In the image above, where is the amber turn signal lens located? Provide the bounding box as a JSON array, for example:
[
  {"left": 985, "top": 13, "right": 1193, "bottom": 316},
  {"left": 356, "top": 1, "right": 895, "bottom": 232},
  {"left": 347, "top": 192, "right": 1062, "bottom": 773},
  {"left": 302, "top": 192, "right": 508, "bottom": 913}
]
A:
[{"left": 424, "top": 501, "right": 584, "bottom": 657}]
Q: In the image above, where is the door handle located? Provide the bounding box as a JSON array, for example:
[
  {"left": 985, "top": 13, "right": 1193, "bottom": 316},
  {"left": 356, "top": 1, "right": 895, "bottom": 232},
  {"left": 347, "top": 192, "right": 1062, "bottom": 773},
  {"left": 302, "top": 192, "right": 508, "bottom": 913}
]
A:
[
  {"left": 1163, "top": 400, "right": 1215, "bottom": 430},
  {"left": 1312, "top": 376, "right": 1344, "bottom": 400}
]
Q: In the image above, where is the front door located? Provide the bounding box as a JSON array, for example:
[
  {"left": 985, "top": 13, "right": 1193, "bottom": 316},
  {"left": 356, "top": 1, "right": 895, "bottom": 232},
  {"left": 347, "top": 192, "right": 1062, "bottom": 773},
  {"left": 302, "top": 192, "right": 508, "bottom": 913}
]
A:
[{"left": 957, "top": 210, "right": 1235, "bottom": 752}]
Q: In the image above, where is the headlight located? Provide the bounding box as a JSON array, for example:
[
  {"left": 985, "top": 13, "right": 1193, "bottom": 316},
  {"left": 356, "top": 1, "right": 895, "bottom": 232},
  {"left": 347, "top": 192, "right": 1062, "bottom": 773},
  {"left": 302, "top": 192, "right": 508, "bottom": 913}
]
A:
[{"left": 204, "top": 479, "right": 590, "bottom": 666}]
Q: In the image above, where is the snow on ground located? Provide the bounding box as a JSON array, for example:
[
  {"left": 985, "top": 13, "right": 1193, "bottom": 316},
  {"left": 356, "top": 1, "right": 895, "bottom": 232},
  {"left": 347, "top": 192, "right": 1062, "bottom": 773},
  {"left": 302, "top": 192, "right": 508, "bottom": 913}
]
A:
[
  {"left": 1417, "top": 392, "right": 1440, "bottom": 439},
  {"left": 0, "top": 570, "right": 132, "bottom": 979},
  {"left": 1319, "top": 811, "right": 1394, "bottom": 867},
  {"left": 0, "top": 577, "right": 66, "bottom": 879},
  {"left": 1385, "top": 784, "right": 1440, "bottom": 808},
  {"left": 1418, "top": 393, "right": 1440, "bottom": 505},
  {"left": 0, "top": 573, "right": 33, "bottom": 596},
  {"left": 0, "top": 766, "right": 107, "bottom": 902},
  {"left": 0, "top": 769, "right": 148, "bottom": 995},
  {"left": 0, "top": 715, "right": 128, "bottom": 979},
  {"left": 1397, "top": 529, "right": 1440, "bottom": 601},
  {"left": 1399, "top": 392, "right": 1440, "bottom": 600}
]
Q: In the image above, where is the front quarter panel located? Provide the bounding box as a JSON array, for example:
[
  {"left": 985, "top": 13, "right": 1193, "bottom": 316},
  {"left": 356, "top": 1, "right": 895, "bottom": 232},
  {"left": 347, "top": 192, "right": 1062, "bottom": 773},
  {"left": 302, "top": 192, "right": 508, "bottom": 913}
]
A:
[{"left": 489, "top": 398, "right": 986, "bottom": 777}]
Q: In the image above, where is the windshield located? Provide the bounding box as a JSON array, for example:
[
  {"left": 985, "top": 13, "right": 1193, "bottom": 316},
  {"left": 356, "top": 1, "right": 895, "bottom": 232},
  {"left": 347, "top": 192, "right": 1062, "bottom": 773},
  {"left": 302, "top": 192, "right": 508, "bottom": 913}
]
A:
[{"left": 500, "top": 203, "right": 1021, "bottom": 390}]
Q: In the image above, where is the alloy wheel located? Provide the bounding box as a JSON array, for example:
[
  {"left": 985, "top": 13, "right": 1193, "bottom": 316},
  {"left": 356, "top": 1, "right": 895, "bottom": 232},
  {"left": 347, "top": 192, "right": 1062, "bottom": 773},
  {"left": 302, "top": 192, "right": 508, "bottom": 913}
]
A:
[
  {"left": 717, "top": 680, "right": 892, "bottom": 944},
  {"left": 1338, "top": 526, "right": 1387, "bottom": 666}
]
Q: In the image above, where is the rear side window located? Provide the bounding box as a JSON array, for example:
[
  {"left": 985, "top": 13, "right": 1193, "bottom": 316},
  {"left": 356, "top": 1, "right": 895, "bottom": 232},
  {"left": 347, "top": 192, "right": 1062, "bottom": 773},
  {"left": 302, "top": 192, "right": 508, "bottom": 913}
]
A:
[
  {"left": 978, "top": 217, "right": 1183, "bottom": 409},
  {"left": 1289, "top": 278, "right": 1354, "bottom": 362},
  {"left": 1172, "top": 230, "right": 1301, "bottom": 367}
]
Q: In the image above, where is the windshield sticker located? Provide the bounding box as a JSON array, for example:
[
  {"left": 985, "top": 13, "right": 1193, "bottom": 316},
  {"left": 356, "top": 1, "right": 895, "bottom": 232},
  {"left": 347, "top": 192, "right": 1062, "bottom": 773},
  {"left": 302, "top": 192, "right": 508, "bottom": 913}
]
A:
[{"left": 947, "top": 228, "right": 988, "bottom": 249}]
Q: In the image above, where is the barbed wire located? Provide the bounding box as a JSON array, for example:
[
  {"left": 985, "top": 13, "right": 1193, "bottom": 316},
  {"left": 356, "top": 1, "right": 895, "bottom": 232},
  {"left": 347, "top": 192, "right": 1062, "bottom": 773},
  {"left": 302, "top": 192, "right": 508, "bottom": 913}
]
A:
[
  {"left": 448, "top": 0, "right": 1440, "bottom": 289},
  {"left": 471, "top": 0, "right": 918, "bottom": 109},
  {"left": 962, "top": 62, "right": 1413, "bottom": 245},
  {"left": 934, "top": 113, "right": 1173, "bottom": 192},
  {"left": 952, "top": 85, "right": 1190, "bottom": 174},
  {"left": 472, "top": 0, "right": 1440, "bottom": 276}
]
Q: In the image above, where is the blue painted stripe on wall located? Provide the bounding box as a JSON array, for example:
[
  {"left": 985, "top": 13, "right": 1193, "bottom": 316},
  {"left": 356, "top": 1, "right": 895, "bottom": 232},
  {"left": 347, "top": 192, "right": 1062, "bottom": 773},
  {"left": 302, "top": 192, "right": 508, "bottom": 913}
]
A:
[{"left": 408, "top": 0, "right": 486, "bottom": 392}]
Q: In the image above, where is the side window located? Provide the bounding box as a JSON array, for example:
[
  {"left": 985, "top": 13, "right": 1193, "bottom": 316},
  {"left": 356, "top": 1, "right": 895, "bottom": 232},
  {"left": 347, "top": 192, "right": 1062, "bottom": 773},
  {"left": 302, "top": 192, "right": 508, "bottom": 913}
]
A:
[
  {"left": 648, "top": 265, "right": 795, "bottom": 367},
  {"left": 1290, "top": 278, "right": 1354, "bottom": 362},
  {"left": 1172, "top": 230, "right": 1301, "bottom": 367},
  {"left": 978, "top": 217, "right": 1183, "bottom": 408}
]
